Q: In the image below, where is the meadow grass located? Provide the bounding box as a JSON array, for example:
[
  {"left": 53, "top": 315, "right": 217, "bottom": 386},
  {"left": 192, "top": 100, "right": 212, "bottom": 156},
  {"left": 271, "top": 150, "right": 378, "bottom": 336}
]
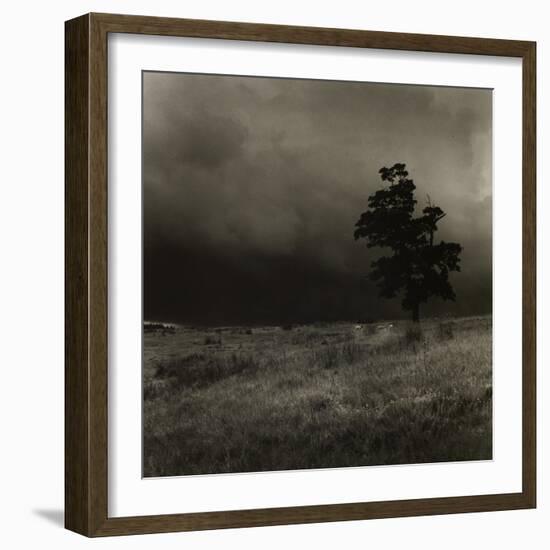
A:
[{"left": 143, "top": 316, "right": 492, "bottom": 477}]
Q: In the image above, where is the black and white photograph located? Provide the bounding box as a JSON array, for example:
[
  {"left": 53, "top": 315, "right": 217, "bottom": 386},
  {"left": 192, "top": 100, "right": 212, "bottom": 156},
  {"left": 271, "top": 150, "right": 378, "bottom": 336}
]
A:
[
  {"left": 142, "top": 71, "right": 493, "bottom": 478},
  {"left": 0, "top": 0, "right": 543, "bottom": 544}
]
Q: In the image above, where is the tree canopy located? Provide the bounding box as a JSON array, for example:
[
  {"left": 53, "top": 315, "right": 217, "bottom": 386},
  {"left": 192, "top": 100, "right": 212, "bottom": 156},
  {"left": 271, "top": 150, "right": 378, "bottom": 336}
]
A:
[{"left": 354, "top": 163, "right": 462, "bottom": 322}]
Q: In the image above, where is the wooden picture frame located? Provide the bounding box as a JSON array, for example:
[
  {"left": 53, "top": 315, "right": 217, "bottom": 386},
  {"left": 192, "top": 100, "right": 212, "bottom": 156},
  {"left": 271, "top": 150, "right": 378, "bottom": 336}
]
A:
[{"left": 65, "top": 12, "right": 536, "bottom": 537}]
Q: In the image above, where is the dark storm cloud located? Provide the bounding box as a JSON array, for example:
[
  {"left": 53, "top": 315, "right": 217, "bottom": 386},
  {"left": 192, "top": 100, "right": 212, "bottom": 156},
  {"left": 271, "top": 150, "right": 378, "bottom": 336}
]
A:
[{"left": 143, "top": 72, "right": 492, "bottom": 324}]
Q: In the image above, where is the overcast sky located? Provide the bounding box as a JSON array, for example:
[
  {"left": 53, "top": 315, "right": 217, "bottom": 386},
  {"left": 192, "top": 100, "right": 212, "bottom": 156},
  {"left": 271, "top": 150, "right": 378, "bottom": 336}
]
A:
[{"left": 143, "top": 71, "right": 492, "bottom": 325}]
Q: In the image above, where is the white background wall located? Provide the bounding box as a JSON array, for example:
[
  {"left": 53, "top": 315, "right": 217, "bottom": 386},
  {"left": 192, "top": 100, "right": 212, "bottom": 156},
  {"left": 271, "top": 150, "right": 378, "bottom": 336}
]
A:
[{"left": 0, "top": 0, "right": 546, "bottom": 547}]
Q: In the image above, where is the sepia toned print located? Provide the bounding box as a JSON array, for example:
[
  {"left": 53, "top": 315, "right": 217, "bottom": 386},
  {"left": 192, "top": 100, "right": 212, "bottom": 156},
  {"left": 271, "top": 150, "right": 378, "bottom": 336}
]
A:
[{"left": 142, "top": 71, "right": 492, "bottom": 477}]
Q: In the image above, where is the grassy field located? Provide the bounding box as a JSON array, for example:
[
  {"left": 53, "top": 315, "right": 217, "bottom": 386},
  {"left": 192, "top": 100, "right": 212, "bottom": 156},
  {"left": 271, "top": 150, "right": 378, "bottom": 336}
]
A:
[{"left": 143, "top": 316, "right": 492, "bottom": 477}]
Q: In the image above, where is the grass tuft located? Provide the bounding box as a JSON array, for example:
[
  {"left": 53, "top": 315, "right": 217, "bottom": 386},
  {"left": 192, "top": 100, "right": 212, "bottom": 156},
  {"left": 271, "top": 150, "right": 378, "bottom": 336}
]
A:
[{"left": 143, "top": 316, "right": 492, "bottom": 477}]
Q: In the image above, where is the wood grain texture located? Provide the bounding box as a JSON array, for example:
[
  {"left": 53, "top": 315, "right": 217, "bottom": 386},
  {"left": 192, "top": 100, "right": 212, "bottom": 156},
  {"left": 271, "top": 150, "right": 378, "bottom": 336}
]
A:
[
  {"left": 64, "top": 12, "right": 537, "bottom": 537},
  {"left": 93, "top": 12, "right": 533, "bottom": 56},
  {"left": 65, "top": 14, "right": 91, "bottom": 536},
  {"left": 94, "top": 493, "right": 532, "bottom": 536},
  {"left": 521, "top": 42, "right": 537, "bottom": 508},
  {"left": 88, "top": 13, "right": 109, "bottom": 535}
]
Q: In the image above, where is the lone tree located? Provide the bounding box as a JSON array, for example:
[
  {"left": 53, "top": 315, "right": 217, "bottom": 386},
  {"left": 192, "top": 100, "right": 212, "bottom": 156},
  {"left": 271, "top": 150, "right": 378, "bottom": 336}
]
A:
[{"left": 354, "top": 163, "right": 462, "bottom": 322}]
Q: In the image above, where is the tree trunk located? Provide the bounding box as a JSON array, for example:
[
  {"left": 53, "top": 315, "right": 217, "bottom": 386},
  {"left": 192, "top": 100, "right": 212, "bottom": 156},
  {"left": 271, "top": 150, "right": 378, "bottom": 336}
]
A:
[{"left": 412, "top": 302, "right": 420, "bottom": 323}]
